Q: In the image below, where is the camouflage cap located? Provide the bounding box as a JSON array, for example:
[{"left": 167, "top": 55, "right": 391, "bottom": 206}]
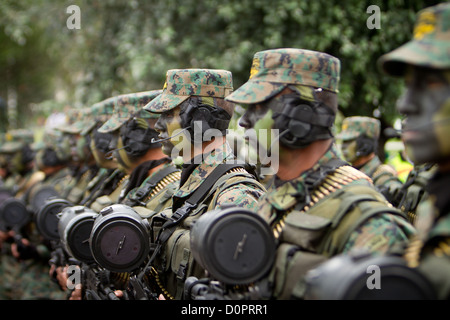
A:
[
  {"left": 226, "top": 48, "right": 340, "bottom": 105},
  {"left": 54, "top": 109, "right": 77, "bottom": 133},
  {"left": 379, "top": 3, "right": 450, "bottom": 76},
  {"left": 143, "top": 69, "right": 234, "bottom": 113},
  {"left": 0, "top": 129, "right": 34, "bottom": 153},
  {"left": 98, "top": 90, "right": 162, "bottom": 133},
  {"left": 337, "top": 116, "right": 380, "bottom": 141},
  {"left": 80, "top": 96, "right": 117, "bottom": 136},
  {"left": 59, "top": 107, "right": 92, "bottom": 135}
]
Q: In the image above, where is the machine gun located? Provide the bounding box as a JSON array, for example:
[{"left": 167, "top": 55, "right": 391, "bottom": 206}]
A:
[{"left": 81, "top": 264, "right": 121, "bottom": 300}]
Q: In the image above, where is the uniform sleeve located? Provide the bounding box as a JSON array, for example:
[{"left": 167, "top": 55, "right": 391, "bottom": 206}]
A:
[
  {"left": 342, "top": 213, "right": 415, "bottom": 255},
  {"left": 214, "top": 183, "right": 265, "bottom": 211}
]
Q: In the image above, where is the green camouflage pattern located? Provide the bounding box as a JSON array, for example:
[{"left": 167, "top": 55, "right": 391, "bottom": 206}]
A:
[
  {"left": 59, "top": 107, "right": 92, "bottom": 135},
  {"left": 173, "top": 141, "right": 264, "bottom": 212},
  {"left": 57, "top": 108, "right": 82, "bottom": 134},
  {"left": 257, "top": 144, "right": 414, "bottom": 299},
  {"left": 144, "top": 69, "right": 234, "bottom": 113},
  {"left": 80, "top": 96, "right": 117, "bottom": 135},
  {"left": 152, "top": 141, "right": 265, "bottom": 298},
  {"left": 226, "top": 48, "right": 340, "bottom": 105},
  {"left": 360, "top": 155, "right": 402, "bottom": 189},
  {"left": 379, "top": 2, "right": 450, "bottom": 76},
  {"left": 98, "top": 90, "right": 162, "bottom": 133},
  {"left": 343, "top": 212, "right": 415, "bottom": 254},
  {"left": 337, "top": 116, "right": 381, "bottom": 141},
  {"left": 0, "top": 129, "right": 34, "bottom": 153},
  {"left": 408, "top": 196, "right": 450, "bottom": 299}
]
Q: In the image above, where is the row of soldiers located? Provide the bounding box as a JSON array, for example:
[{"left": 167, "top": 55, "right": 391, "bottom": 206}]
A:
[{"left": 0, "top": 2, "right": 448, "bottom": 300}]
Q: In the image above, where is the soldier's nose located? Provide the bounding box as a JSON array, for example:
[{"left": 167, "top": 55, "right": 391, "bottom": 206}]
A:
[{"left": 239, "top": 113, "right": 253, "bottom": 129}]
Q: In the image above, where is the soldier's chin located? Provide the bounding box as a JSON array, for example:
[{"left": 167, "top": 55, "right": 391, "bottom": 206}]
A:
[{"left": 405, "top": 139, "right": 441, "bottom": 165}]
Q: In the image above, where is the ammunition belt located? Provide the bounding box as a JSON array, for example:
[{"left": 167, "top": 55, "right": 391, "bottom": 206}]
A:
[
  {"left": 147, "top": 171, "right": 181, "bottom": 200},
  {"left": 404, "top": 235, "right": 424, "bottom": 268}
]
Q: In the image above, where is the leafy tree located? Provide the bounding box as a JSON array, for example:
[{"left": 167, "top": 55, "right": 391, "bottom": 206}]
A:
[{"left": 0, "top": 0, "right": 444, "bottom": 132}]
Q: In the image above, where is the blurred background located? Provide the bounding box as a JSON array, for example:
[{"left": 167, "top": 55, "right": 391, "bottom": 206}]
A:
[{"left": 0, "top": 0, "right": 443, "bottom": 142}]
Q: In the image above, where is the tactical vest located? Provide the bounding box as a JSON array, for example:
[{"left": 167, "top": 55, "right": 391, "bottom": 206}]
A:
[
  {"left": 149, "top": 165, "right": 266, "bottom": 299},
  {"left": 268, "top": 164, "right": 409, "bottom": 299}
]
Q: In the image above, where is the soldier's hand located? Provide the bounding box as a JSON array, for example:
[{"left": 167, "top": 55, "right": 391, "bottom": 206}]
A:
[{"left": 11, "top": 237, "right": 40, "bottom": 260}]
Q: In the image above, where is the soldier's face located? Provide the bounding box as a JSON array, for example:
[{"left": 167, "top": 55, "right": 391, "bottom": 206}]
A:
[
  {"left": 90, "top": 131, "right": 117, "bottom": 169},
  {"left": 239, "top": 96, "right": 285, "bottom": 154},
  {"left": 154, "top": 107, "right": 189, "bottom": 157},
  {"left": 340, "top": 139, "right": 358, "bottom": 164},
  {"left": 397, "top": 66, "right": 450, "bottom": 165}
]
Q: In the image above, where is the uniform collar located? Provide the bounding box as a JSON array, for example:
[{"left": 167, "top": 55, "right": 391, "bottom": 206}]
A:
[
  {"left": 265, "top": 143, "right": 340, "bottom": 212},
  {"left": 358, "top": 155, "right": 381, "bottom": 176}
]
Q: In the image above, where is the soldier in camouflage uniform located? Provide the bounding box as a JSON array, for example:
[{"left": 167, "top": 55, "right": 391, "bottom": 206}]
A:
[
  {"left": 77, "top": 96, "right": 124, "bottom": 207},
  {"left": 143, "top": 68, "right": 266, "bottom": 299},
  {"left": 61, "top": 91, "right": 182, "bottom": 300},
  {"left": 0, "top": 129, "right": 36, "bottom": 300},
  {"left": 338, "top": 116, "right": 404, "bottom": 208},
  {"left": 92, "top": 90, "right": 180, "bottom": 211},
  {"left": 0, "top": 129, "right": 36, "bottom": 195},
  {"left": 224, "top": 48, "right": 414, "bottom": 299},
  {"left": 378, "top": 2, "right": 450, "bottom": 299},
  {"left": 0, "top": 128, "right": 69, "bottom": 300}
]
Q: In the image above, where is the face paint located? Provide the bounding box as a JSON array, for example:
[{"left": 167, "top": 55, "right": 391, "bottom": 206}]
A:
[
  {"left": 155, "top": 107, "right": 190, "bottom": 158},
  {"left": 90, "top": 136, "right": 117, "bottom": 169},
  {"left": 113, "top": 135, "right": 133, "bottom": 171},
  {"left": 341, "top": 139, "right": 358, "bottom": 164},
  {"left": 397, "top": 67, "right": 450, "bottom": 164},
  {"left": 9, "top": 152, "right": 24, "bottom": 173}
]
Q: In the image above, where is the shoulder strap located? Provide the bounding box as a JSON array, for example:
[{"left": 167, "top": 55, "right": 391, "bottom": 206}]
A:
[{"left": 163, "top": 162, "right": 246, "bottom": 229}]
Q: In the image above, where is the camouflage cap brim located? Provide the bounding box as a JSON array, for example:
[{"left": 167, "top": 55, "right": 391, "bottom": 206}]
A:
[
  {"left": 143, "top": 92, "right": 190, "bottom": 113},
  {"left": 226, "top": 81, "right": 319, "bottom": 105},
  {"left": 379, "top": 40, "right": 450, "bottom": 77},
  {"left": 98, "top": 90, "right": 162, "bottom": 133},
  {"left": 80, "top": 120, "right": 97, "bottom": 136},
  {"left": 57, "top": 120, "right": 85, "bottom": 134},
  {"left": 336, "top": 131, "right": 359, "bottom": 141},
  {"left": 225, "top": 81, "right": 286, "bottom": 104},
  {"left": 97, "top": 113, "right": 128, "bottom": 133},
  {"left": 0, "top": 141, "right": 23, "bottom": 153}
]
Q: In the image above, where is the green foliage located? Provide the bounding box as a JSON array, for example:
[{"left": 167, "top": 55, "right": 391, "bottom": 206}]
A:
[{"left": 0, "top": 0, "right": 444, "bottom": 130}]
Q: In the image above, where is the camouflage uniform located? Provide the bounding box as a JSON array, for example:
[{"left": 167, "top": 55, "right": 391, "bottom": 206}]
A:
[
  {"left": 144, "top": 69, "right": 266, "bottom": 299},
  {"left": 0, "top": 129, "right": 68, "bottom": 300},
  {"left": 379, "top": 3, "right": 450, "bottom": 299},
  {"left": 225, "top": 48, "right": 415, "bottom": 299},
  {"left": 77, "top": 97, "right": 120, "bottom": 207},
  {"left": 0, "top": 129, "right": 36, "bottom": 195},
  {"left": 337, "top": 116, "right": 404, "bottom": 208},
  {"left": 75, "top": 91, "right": 182, "bottom": 300}
]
